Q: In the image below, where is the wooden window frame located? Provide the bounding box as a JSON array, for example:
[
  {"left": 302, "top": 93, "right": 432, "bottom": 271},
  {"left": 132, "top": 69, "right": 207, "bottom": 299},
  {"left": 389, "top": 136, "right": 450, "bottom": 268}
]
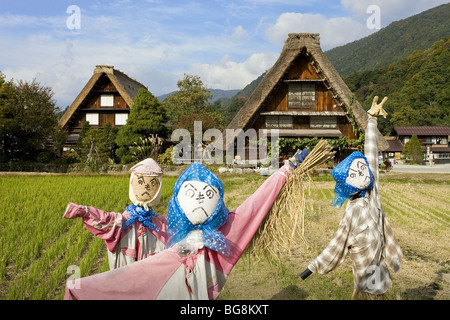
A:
[
  {"left": 310, "top": 116, "right": 337, "bottom": 129},
  {"left": 115, "top": 113, "right": 128, "bottom": 125},
  {"left": 265, "top": 115, "right": 293, "bottom": 129},
  {"left": 86, "top": 113, "right": 99, "bottom": 125},
  {"left": 288, "top": 83, "right": 315, "bottom": 109},
  {"left": 100, "top": 94, "right": 114, "bottom": 107}
]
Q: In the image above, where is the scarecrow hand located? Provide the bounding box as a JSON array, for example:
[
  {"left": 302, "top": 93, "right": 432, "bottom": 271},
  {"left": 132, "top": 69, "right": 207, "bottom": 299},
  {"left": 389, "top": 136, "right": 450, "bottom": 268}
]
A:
[
  {"left": 289, "top": 149, "right": 309, "bottom": 169},
  {"left": 299, "top": 267, "right": 312, "bottom": 280},
  {"left": 367, "top": 96, "right": 388, "bottom": 118},
  {"left": 63, "top": 202, "right": 87, "bottom": 219}
]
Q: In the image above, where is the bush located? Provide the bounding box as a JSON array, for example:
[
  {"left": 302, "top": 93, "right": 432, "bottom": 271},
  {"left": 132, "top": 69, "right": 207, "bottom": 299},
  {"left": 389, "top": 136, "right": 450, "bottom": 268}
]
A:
[
  {"left": 158, "top": 145, "right": 175, "bottom": 166},
  {"left": 402, "top": 135, "right": 424, "bottom": 164},
  {"left": 383, "top": 159, "right": 392, "bottom": 171},
  {"left": 36, "top": 151, "right": 55, "bottom": 163}
]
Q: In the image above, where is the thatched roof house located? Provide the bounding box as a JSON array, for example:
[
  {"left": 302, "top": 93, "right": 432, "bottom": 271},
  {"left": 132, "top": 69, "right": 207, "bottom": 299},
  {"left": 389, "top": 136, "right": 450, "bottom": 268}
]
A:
[
  {"left": 226, "top": 33, "right": 388, "bottom": 155},
  {"left": 59, "top": 65, "right": 146, "bottom": 150}
]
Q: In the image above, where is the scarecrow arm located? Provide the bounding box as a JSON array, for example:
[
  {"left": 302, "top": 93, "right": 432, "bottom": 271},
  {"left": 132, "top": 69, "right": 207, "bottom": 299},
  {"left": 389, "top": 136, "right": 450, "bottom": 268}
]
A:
[
  {"left": 288, "top": 149, "right": 309, "bottom": 169},
  {"left": 63, "top": 202, "right": 124, "bottom": 252},
  {"left": 367, "top": 96, "right": 388, "bottom": 118},
  {"left": 299, "top": 268, "right": 312, "bottom": 280},
  {"left": 218, "top": 164, "right": 293, "bottom": 273},
  {"left": 301, "top": 208, "right": 354, "bottom": 278}
]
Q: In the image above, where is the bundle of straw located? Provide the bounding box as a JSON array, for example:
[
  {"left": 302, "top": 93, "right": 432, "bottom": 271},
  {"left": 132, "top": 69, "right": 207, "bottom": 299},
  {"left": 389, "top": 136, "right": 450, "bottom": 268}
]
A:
[{"left": 250, "top": 139, "right": 336, "bottom": 259}]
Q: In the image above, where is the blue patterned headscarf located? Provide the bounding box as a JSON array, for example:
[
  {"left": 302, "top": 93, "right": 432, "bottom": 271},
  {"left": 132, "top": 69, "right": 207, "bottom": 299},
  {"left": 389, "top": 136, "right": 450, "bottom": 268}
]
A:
[
  {"left": 122, "top": 205, "right": 160, "bottom": 232},
  {"left": 166, "top": 162, "right": 230, "bottom": 255},
  {"left": 331, "top": 151, "right": 374, "bottom": 208}
]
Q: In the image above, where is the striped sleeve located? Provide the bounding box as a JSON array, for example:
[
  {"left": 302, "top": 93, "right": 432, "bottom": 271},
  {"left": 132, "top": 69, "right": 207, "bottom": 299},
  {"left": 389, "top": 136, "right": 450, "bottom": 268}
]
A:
[
  {"left": 383, "top": 216, "right": 403, "bottom": 272},
  {"left": 308, "top": 206, "right": 357, "bottom": 274}
]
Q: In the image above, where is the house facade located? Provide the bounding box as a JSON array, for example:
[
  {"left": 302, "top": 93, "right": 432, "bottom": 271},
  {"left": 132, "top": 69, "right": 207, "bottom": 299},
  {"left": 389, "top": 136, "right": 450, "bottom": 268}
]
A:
[
  {"left": 393, "top": 126, "right": 450, "bottom": 164},
  {"left": 58, "top": 65, "right": 146, "bottom": 152},
  {"left": 226, "top": 33, "right": 387, "bottom": 163},
  {"left": 381, "top": 137, "right": 404, "bottom": 163}
]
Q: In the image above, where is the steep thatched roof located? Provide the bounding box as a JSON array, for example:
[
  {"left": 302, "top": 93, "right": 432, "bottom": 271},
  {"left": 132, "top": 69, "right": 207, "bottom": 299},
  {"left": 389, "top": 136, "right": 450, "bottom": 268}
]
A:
[
  {"left": 226, "top": 33, "right": 389, "bottom": 151},
  {"left": 59, "top": 65, "right": 147, "bottom": 128}
]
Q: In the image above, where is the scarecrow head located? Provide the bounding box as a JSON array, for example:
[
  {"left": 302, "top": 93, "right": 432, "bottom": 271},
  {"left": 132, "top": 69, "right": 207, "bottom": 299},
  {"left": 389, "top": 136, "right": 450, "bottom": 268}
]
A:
[
  {"left": 331, "top": 151, "right": 373, "bottom": 208},
  {"left": 128, "top": 158, "right": 163, "bottom": 210},
  {"left": 167, "top": 162, "right": 230, "bottom": 255}
]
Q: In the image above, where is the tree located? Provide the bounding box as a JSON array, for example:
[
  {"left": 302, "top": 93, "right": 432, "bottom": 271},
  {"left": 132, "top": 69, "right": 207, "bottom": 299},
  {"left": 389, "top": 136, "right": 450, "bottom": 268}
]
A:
[
  {"left": 115, "top": 88, "right": 168, "bottom": 163},
  {"left": 163, "top": 73, "right": 227, "bottom": 136},
  {"left": 402, "top": 134, "right": 424, "bottom": 164},
  {"left": 163, "top": 74, "right": 213, "bottom": 126},
  {"left": 75, "top": 124, "right": 119, "bottom": 172},
  {"left": 102, "top": 122, "right": 119, "bottom": 162},
  {"left": 344, "top": 38, "right": 450, "bottom": 133},
  {"left": 0, "top": 78, "right": 58, "bottom": 162}
]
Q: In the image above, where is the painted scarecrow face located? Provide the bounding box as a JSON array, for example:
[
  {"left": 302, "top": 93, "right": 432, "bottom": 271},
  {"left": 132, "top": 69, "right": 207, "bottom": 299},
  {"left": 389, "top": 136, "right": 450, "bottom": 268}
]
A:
[
  {"left": 131, "top": 174, "right": 161, "bottom": 202},
  {"left": 345, "top": 158, "right": 371, "bottom": 190},
  {"left": 177, "top": 180, "right": 220, "bottom": 225}
]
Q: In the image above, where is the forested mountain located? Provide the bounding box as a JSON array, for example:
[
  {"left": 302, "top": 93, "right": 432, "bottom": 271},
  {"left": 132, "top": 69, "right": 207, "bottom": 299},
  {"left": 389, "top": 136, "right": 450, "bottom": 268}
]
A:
[
  {"left": 158, "top": 88, "right": 240, "bottom": 102},
  {"left": 345, "top": 38, "right": 450, "bottom": 135},
  {"left": 326, "top": 3, "right": 450, "bottom": 76}
]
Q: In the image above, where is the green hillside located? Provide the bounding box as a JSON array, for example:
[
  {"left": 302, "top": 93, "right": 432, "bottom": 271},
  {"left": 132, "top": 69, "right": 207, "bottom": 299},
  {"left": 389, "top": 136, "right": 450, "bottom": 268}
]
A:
[
  {"left": 326, "top": 3, "right": 450, "bottom": 76},
  {"left": 345, "top": 38, "right": 450, "bottom": 135}
]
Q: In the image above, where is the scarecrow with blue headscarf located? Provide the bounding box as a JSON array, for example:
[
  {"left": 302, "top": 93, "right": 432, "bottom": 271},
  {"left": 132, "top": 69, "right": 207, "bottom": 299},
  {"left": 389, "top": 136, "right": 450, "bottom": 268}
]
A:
[
  {"left": 299, "top": 97, "right": 403, "bottom": 300},
  {"left": 64, "top": 150, "right": 308, "bottom": 300},
  {"left": 63, "top": 158, "right": 168, "bottom": 270}
]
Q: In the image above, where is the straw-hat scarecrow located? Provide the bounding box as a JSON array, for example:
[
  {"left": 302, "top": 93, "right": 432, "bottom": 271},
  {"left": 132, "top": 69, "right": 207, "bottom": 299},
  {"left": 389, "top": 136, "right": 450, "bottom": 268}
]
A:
[
  {"left": 300, "top": 97, "right": 403, "bottom": 299},
  {"left": 63, "top": 153, "right": 310, "bottom": 300},
  {"left": 63, "top": 158, "right": 168, "bottom": 269}
]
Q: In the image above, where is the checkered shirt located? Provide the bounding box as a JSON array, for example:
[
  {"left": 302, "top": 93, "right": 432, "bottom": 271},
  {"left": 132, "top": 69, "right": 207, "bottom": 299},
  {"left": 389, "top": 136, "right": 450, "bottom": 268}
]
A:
[{"left": 308, "top": 116, "right": 403, "bottom": 295}]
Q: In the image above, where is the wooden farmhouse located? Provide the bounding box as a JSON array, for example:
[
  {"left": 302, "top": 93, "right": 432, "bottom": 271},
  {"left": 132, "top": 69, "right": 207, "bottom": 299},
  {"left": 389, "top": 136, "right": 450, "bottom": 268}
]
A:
[
  {"left": 393, "top": 126, "right": 450, "bottom": 164},
  {"left": 58, "top": 65, "right": 146, "bottom": 152},
  {"left": 226, "top": 33, "right": 388, "bottom": 162}
]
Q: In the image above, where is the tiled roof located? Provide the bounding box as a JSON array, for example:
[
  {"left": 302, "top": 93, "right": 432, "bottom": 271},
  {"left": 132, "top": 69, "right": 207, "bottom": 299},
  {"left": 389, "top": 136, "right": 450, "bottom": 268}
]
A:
[
  {"left": 394, "top": 126, "right": 450, "bottom": 136},
  {"left": 384, "top": 139, "right": 403, "bottom": 152}
]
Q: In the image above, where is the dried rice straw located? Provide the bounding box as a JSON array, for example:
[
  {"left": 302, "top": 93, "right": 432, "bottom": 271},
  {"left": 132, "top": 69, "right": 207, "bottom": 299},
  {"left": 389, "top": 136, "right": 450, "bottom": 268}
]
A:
[{"left": 249, "top": 139, "right": 335, "bottom": 260}]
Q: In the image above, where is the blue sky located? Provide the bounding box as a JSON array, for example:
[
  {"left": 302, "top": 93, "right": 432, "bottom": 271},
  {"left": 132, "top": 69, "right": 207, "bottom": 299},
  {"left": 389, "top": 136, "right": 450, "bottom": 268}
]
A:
[{"left": 0, "top": 0, "right": 447, "bottom": 108}]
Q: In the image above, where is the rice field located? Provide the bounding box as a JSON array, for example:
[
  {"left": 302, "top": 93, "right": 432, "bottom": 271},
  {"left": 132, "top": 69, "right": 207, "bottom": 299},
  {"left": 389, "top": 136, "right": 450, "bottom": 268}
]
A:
[{"left": 0, "top": 171, "right": 449, "bottom": 300}]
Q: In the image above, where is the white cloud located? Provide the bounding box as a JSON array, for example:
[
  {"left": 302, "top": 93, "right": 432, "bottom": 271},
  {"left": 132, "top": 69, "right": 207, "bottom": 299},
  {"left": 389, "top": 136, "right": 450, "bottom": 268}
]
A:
[
  {"left": 0, "top": 14, "right": 63, "bottom": 28},
  {"left": 341, "top": 0, "right": 449, "bottom": 27},
  {"left": 230, "top": 25, "right": 250, "bottom": 43},
  {"left": 189, "top": 52, "right": 278, "bottom": 90},
  {"left": 265, "top": 12, "right": 372, "bottom": 50}
]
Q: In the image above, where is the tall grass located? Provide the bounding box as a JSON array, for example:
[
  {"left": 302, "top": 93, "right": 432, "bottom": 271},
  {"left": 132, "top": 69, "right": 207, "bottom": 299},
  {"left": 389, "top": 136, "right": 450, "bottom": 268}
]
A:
[{"left": 0, "top": 174, "right": 176, "bottom": 299}]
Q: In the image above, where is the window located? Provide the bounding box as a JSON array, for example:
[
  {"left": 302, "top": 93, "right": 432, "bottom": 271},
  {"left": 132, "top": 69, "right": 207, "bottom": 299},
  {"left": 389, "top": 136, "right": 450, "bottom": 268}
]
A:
[
  {"left": 265, "top": 116, "right": 278, "bottom": 129},
  {"left": 115, "top": 113, "right": 128, "bottom": 125},
  {"left": 310, "top": 116, "right": 337, "bottom": 129},
  {"left": 86, "top": 113, "right": 99, "bottom": 125},
  {"left": 278, "top": 115, "right": 293, "bottom": 128},
  {"left": 288, "top": 83, "right": 315, "bottom": 109},
  {"left": 100, "top": 94, "right": 114, "bottom": 107},
  {"left": 265, "top": 115, "right": 293, "bottom": 129}
]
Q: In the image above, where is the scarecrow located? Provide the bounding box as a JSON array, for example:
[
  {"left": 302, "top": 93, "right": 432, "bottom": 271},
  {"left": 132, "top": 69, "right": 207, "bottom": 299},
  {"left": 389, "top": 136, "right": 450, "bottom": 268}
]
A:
[
  {"left": 63, "top": 158, "right": 168, "bottom": 270},
  {"left": 63, "top": 150, "right": 309, "bottom": 300},
  {"left": 299, "top": 96, "right": 403, "bottom": 299}
]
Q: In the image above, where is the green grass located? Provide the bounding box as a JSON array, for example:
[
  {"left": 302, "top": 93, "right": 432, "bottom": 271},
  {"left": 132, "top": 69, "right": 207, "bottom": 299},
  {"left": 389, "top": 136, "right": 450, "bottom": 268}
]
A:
[{"left": 1, "top": 172, "right": 449, "bottom": 300}]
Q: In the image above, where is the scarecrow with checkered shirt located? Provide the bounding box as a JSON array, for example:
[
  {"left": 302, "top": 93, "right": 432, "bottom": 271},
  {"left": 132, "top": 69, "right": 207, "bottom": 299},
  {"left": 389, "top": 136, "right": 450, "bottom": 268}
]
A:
[{"left": 300, "top": 96, "right": 403, "bottom": 300}]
